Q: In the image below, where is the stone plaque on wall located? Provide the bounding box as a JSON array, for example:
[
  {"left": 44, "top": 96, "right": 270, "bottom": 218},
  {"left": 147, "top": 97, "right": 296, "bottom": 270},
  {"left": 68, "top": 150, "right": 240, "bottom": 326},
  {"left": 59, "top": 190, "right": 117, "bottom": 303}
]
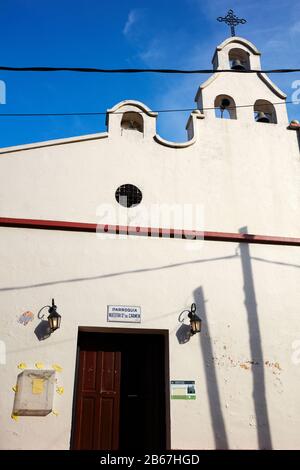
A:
[{"left": 13, "top": 369, "right": 56, "bottom": 416}]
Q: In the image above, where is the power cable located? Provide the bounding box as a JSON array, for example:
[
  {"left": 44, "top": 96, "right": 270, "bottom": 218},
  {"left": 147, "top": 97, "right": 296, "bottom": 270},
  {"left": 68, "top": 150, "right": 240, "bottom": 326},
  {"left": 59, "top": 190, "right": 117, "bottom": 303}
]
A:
[
  {"left": 0, "top": 100, "right": 298, "bottom": 117},
  {"left": 0, "top": 66, "right": 299, "bottom": 74}
]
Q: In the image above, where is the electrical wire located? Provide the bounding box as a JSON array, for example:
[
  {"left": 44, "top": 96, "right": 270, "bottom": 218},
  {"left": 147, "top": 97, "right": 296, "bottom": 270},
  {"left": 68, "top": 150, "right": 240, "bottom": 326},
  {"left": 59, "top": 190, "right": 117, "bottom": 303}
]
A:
[
  {"left": 0, "top": 100, "right": 298, "bottom": 117},
  {"left": 0, "top": 66, "right": 299, "bottom": 74}
]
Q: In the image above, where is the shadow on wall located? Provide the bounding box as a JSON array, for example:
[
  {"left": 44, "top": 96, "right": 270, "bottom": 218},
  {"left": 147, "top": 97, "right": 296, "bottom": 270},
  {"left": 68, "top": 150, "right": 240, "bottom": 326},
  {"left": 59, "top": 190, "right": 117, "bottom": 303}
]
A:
[
  {"left": 193, "top": 286, "right": 229, "bottom": 450},
  {"left": 0, "top": 254, "right": 238, "bottom": 292},
  {"left": 176, "top": 323, "right": 192, "bottom": 344},
  {"left": 190, "top": 227, "right": 273, "bottom": 450},
  {"left": 239, "top": 226, "right": 273, "bottom": 450},
  {"left": 0, "top": 250, "right": 299, "bottom": 294},
  {"left": 34, "top": 320, "right": 51, "bottom": 341}
]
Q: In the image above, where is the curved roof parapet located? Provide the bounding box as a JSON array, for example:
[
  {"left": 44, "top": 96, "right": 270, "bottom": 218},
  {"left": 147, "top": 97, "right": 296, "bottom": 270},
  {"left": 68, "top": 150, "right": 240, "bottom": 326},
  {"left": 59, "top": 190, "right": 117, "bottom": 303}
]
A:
[
  {"left": 106, "top": 100, "right": 158, "bottom": 118},
  {"left": 154, "top": 134, "right": 197, "bottom": 148},
  {"left": 215, "top": 36, "right": 261, "bottom": 55},
  {"left": 257, "top": 73, "right": 287, "bottom": 99},
  {"left": 194, "top": 71, "right": 287, "bottom": 103},
  {"left": 196, "top": 71, "right": 287, "bottom": 100},
  {"left": 154, "top": 110, "right": 204, "bottom": 148},
  {"left": 195, "top": 73, "right": 220, "bottom": 100}
]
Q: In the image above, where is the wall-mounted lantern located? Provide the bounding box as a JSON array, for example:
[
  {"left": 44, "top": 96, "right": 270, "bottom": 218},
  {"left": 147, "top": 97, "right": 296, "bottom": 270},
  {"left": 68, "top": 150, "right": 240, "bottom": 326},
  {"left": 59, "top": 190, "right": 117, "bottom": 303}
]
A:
[
  {"left": 188, "top": 303, "right": 202, "bottom": 335},
  {"left": 178, "top": 303, "right": 202, "bottom": 340},
  {"left": 38, "top": 299, "right": 61, "bottom": 333}
]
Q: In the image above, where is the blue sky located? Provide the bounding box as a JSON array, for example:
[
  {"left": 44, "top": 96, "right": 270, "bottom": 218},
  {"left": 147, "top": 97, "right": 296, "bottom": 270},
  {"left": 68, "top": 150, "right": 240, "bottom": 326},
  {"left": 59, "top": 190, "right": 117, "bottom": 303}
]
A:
[{"left": 0, "top": 0, "right": 299, "bottom": 147}]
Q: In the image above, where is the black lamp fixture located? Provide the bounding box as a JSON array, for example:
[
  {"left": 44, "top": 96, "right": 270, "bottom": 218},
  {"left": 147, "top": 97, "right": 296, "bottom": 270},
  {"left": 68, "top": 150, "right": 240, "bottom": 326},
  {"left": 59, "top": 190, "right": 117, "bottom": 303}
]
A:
[
  {"left": 38, "top": 299, "right": 61, "bottom": 333},
  {"left": 188, "top": 303, "right": 202, "bottom": 335}
]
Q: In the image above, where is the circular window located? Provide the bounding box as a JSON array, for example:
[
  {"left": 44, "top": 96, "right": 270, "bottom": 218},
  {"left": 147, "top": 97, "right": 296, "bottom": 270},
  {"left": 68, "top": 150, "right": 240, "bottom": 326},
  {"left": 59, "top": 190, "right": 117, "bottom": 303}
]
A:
[{"left": 115, "top": 184, "right": 143, "bottom": 208}]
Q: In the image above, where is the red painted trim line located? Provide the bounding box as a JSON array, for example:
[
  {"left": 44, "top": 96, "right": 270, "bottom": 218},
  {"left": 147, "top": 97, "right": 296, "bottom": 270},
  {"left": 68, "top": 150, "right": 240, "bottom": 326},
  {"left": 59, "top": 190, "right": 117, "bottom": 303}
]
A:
[{"left": 0, "top": 216, "right": 300, "bottom": 246}]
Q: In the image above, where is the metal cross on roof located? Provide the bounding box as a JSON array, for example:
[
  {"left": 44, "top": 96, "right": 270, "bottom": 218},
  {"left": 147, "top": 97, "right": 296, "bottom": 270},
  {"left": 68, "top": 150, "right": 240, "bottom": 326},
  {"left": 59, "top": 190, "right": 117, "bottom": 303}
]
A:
[{"left": 217, "top": 9, "right": 247, "bottom": 37}]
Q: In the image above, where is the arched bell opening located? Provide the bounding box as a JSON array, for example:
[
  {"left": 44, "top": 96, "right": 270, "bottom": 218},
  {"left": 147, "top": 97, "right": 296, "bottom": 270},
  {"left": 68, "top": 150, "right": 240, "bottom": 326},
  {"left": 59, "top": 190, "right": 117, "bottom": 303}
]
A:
[
  {"left": 121, "top": 112, "right": 144, "bottom": 132},
  {"left": 229, "top": 48, "right": 250, "bottom": 71},
  {"left": 214, "top": 95, "right": 237, "bottom": 120},
  {"left": 254, "top": 100, "right": 277, "bottom": 124}
]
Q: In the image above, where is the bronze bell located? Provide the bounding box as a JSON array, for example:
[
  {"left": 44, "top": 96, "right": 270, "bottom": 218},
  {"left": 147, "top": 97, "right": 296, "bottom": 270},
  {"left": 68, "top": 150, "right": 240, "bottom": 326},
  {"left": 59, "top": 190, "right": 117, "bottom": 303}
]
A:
[
  {"left": 220, "top": 98, "right": 231, "bottom": 109},
  {"left": 231, "top": 59, "right": 246, "bottom": 71},
  {"left": 256, "top": 112, "right": 270, "bottom": 123}
]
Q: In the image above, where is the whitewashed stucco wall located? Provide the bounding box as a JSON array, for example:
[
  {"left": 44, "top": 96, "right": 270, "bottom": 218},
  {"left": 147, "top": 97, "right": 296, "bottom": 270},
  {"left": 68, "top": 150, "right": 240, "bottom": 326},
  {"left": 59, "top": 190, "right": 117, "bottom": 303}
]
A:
[
  {"left": 0, "top": 117, "right": 299, "bottom": 235},
  {"left": 0, "top": 36, "right": 300, "bottom": 450},
  {"left": 0, "top": 228, "right": 300, "bottom": 449}
]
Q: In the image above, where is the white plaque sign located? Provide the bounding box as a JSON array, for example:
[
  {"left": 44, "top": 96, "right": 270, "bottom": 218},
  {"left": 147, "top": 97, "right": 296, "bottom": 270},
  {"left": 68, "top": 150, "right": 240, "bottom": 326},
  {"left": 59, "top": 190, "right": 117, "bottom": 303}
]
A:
[{"left": 107, "top": 305, "right": 141, "bottom": 323}]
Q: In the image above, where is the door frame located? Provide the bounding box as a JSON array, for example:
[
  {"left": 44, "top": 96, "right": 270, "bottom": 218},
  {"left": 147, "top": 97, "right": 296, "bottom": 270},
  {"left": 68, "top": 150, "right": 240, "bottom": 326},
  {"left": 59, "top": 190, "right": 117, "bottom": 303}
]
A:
[{"left": 70, "top": 326, "right": 171, "bottom": 450}]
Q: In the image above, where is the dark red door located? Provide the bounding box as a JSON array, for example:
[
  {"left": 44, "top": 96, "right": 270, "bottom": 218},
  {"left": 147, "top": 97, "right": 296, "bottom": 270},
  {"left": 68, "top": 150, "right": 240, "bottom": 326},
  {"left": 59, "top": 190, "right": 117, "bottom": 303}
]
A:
[
  {"left": 71, "top": 330, "right": 168, "bottom": 450},
  {"left": 72, "top": 337, "right": 121, "bottom": 450}
]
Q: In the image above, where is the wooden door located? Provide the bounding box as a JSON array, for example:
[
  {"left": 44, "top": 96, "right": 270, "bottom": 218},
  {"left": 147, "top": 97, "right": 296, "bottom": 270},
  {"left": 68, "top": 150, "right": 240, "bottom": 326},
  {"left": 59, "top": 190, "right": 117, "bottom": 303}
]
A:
[
  {"left": 72, "top": 336, "right": 121, "bottom": 450},
  {"left": 71, "top": 330, "right": 168, "bottom": 450}
]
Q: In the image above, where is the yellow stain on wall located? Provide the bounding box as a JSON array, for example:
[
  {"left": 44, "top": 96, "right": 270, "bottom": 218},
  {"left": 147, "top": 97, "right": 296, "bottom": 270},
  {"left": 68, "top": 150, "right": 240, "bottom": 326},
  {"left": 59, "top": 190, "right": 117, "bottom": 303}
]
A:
[
  {"left": 52, "top": 410, "right": 59, "bottom": 416},
  {"left": 52, "top": 364, "right": 62, "bottom": 373},
  {"left": 12, "top": 385, "right": 18, "bottom": 393},
  {"left": 56, "top": 386, "right": 64, "bottom": 395},
  {"left": 11, "top": 414, "right": 19, "bottom": 421},
  {"left": 35, "top": 362, "right": 44, "bottom": 369},
  {"left": 17, "top": 363, "right": 27, "bottom": 370}
]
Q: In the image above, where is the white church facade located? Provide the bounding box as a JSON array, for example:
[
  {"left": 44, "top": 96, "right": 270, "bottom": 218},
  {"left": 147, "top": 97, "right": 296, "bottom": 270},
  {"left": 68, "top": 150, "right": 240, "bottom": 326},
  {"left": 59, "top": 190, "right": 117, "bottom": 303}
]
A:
[{"left": 0, "top": 35, "right": 300, "bottom": 450}]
